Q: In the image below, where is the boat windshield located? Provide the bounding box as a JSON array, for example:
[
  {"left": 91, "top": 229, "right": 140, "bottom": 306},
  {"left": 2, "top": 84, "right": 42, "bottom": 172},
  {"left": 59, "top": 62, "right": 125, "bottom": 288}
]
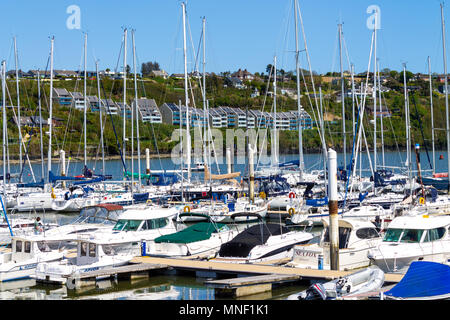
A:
[
  {"left": 383, "top": 228, "right": 425, "bottom": 243},
  {"left": 75, "top": 207, "right": 119, "bottom": 225},
  {"left": 113, "top": 219, "right": 142, "bottom": 231}
]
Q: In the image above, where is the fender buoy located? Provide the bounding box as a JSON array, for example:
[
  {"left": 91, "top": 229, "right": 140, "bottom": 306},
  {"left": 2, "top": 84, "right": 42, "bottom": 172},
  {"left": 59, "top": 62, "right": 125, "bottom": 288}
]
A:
[
  {"left": 183, "top": 205, "right": 191, "bottom": 213},
  {"left": 289, "top": 192, "right": 296, "bottom": 199},
  {"left": 419, "top": 197, "right": 425, "bottom": 205},
  {"left": 288, "top": 208, "right": 295, "bottom": 216}
]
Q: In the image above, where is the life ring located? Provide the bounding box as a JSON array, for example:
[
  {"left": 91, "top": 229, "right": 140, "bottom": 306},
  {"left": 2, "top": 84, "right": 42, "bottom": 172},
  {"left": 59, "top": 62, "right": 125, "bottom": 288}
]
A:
[
  {"left": 183, "top": 205, "right": 191, "bottom": 213},
  {"left": 146, "top": 199, "right": 152, "bottom": 205},
  {"left": 289, "top": 192, "right": 296, "bottom": 199},
  {"left": 419, "top": 197, "right": 425, "bottom": 205},
  {"left": 288, "top": 208, "right": 295, "bottom": 216},
  {"left": 259, "top": 191, "right": 266, "bottom": 199}
]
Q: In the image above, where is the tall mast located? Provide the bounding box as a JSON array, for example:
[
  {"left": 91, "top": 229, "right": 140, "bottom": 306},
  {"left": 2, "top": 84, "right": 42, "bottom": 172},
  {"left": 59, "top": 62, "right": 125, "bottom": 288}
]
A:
[
  {"left": 123, "top": 28, "right": 128, "bottom": 175},
  {"left": 37, "top": 70, "right": 45, "bottom": 180},
  {"left": 428, "top": 56, "right": 435, "bottom": 174},
  {"left": 403, "top": 63, "right": 411, "bottom": 188},
  {"left": 294, "top": 0, "right": 304, "bottom": 177},
  {"left": 441, "top": 3, "right": 450, "bottom": 185},
  {"left": 338, "top": 23, "right": 346, "bottom": 170},
  {"left": 351, "top": 63, "right": 356, "bottom": 144},
  {"left": 273, "top": 55, "right": 278, "bottom": 166},
  {"left": 182, "top": 2, "right": 191, "bottom": 182},
  {"left": 14, "top": 37, "right": 23, "bottom": 181},
  {"left": 377, "top": 59, "right": 385, "bottom": 167},
  {"left": 373, "top": 18, "right": 377, "bottom": 173},
  {"left": 202, "top": 16, "right": 207, "bottom": 167},
  {"left": 2, "top": 61, "right": 6, "bottom": 196},
  {"left": 96, "top": 61, "right": 105, "bottom": 176},
  {"left": 83, "top": 33, "right": 88, "bottom": 169},
  {"left": 47, "top": 37, "right": 54, "bottom": 185},
  {"left": 132, "top": 29, "right": 141, "bottom": 189}
]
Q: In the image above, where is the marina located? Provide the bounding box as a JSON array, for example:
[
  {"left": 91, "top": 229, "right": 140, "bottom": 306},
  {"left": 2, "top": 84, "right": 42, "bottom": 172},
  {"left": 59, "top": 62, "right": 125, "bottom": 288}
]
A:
[{"left": 0, "top": 0, "right": 450, "bottom": 304}]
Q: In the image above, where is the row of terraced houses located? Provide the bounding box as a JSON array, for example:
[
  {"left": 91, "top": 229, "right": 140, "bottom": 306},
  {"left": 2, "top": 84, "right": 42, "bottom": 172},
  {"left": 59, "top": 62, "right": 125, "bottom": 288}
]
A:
[{"left": 52, "top": 87, "right": 313, "bottom": 131}]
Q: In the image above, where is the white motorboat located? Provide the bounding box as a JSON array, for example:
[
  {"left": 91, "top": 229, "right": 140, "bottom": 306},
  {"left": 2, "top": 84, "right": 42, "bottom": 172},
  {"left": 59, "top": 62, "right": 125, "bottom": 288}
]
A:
[
  {"left": 341, "top": 205, "right": 393, "bottom": 229},
  {"left": 0, "top": 235, "right": 69, "bottom": 282},
  {"left": 144, "top": 213, "right": 239, "bottom": 258},
  {"left": 0, "top": 216, "right": 58, "bottom": 245},
  {"left": 287, "top": 218, "right": 383, "bottom": 271},
  {"left": 51, "top": 188, "right": 102, "bottom": 212},
  {"left": 210, "top": 198, "right": 268, "bottom": 223},
  {"left": 215, "top": 213, "right": 314, "bottom": 263},
  {"left": 35, "top": 237, "right": 138, "bottom": 286},
  {"left": 35, "top": 204, "right": 179, "bottom": 285},
  {"left": 287, "top": 266, "right": 385, "bottom": 300},
  {"left": 41, "top": 204, "right": 123, "bottom": 241},
  {"left": 368, "top": 215, "right": 450, "bottom": 273}
]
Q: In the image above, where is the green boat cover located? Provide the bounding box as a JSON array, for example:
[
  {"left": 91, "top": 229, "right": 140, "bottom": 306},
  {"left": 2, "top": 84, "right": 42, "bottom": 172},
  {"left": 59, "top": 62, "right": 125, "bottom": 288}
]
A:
[{"left": 154, "top": 222, "right": 229, "bottom": 244}]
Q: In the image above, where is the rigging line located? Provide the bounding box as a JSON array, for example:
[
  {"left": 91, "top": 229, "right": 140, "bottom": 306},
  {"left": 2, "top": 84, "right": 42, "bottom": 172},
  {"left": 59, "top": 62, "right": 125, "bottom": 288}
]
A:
[
  {"left": 100, "top": 78, "right": 127, "bottom": 175},
  {"left": 411, "top": 94, "right": 433, "bottom": 170},
  {"left": 351, "top": 30, "right": 376, "bottom": 181},
  {"left": 3, "top": 80, "right": 36, "bottom": 182}
]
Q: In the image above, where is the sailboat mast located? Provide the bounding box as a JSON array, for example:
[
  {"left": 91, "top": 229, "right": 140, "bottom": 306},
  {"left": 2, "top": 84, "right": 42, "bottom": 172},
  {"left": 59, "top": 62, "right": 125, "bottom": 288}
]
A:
[
  {"left": 273, "top": 55, "right": 278, "bottom": 166},
  {"left": 441, "top": 3, "right": 450, "bottom": 185},
  {"left": 403, "top": 63, "right": 412, "bottom": 188},
  {"left": 96, "top": 61, "right": 105, "bottom": 176},
  {"left": 202, "top": 16, "right": 207, "bottom": 166},
  {"left": 182, "top": 2, "right": 191, "bottom": 182},
  {"left": 338, "top": 23, "right": 346, "bottom": 170},
  {"left": 123, "top": 28, "right": 128, "bottom": 174},
  {"left": 294, "top": 0, "right": 304, "bottom": 176},
  {"left": 373, "top": 20, "right": 377, "bottom": 173},
  {"left": 377, "top": 59, "right": 385, "bottom": 167},
  {"left": 428, "top": 56, "right": 436, "bottom": 173},
  {"left": 132, "top": 30, "right": 141, "bottom": 188},
  {"left": 14, "top": 37, "right": 23, "bottom": 180},
  {"left": 47, "top": 37, "right": 54, "bottom": 185},
  {"left": 2, "top": 61, "right": 6, "bottom": 196},
  {"left": 83, "top": 33, "right": 88, "bottom": 169},
  {"left": 37, "top": 70, "right": 45, "bottom": 180}
]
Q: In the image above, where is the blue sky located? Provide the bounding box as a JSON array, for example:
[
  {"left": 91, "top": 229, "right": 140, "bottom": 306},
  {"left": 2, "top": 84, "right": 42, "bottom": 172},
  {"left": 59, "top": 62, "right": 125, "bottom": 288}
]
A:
[{"left": 0, "top": 0, "right": 448, "bottom": 76}]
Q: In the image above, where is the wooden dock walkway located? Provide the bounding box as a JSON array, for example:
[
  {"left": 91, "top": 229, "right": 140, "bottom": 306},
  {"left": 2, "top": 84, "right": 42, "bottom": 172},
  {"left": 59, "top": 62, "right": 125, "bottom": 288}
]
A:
[
  {"left": 64, "top": 255, "right": 403, "bottom": 298},
  {"left": 131, "top": 256, "right": 403, "bottom": 283}
]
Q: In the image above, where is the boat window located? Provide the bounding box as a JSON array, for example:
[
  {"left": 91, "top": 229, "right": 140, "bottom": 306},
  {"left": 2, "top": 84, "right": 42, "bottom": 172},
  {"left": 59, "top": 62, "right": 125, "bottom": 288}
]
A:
[
  {"left": 383, "top": 228, "right": 403, "bottom": 242},
  {"left": 356, "top": 228, "right": 380, "bottom": 239},
  {"left": 81, "top": 242, "right": 87, "bottom": 256},
  {"left": 24, "top": 241, "right": 31, "bottom": 253},
  {"left": 113, "top": 219, "right": 142, "bottom": 231},
  {"left": 15, "top": 240, "right": 22, "bottom": 252},
  {"left": 424, "top": 227, "right": 446, "bottom": 242},
  {"left": 400, "top": 229, "right": 424, "bottom": 243},
  {"left": 323, "top": 227, "right": 352, "bottom": 249},
  {"left": 89, "top": 243, "right": 96, "bottom": 257},
  {"left": 145, "top": 218, "right": 168, "bottom": 230},
  {"left": 37, "top": 241, "right": 52, "bottom": 252}
]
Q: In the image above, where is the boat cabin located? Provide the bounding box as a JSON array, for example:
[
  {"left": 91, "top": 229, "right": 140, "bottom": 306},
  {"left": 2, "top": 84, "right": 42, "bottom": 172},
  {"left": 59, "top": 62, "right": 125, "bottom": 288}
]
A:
[
  {"left": 382, "top": 215, "right": 450, "bottom": 244},
  {"left": 0, "top": 236, "right": 65, "bottom": 264},
  {"left": 321, "top": 218, "right": 381, "bottom": 249},
  {"left": 111, "top": 207, "right": 177, "bottom": 233},
  {"left": 75, "top": 239, "right": 135, "bottom": 266}
]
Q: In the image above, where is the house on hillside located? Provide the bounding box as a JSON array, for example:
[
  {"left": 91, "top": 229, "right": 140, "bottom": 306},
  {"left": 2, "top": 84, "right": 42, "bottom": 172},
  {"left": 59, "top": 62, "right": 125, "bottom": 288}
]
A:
[
  {"left": 53, "top": 88, "right": 72, "bottom": 106},
  {"left": 133, "top": 98, "right": 162, "bottom": 123},
  {"left": 231, "top": 68, "right": 255, "bottom": 81}
]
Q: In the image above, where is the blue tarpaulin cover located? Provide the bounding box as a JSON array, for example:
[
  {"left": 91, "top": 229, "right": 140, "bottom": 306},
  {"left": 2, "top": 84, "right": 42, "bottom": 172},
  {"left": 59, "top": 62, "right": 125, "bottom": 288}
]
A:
[{"left": 384, "top": 261, "right": 450, "bottom": 299}]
